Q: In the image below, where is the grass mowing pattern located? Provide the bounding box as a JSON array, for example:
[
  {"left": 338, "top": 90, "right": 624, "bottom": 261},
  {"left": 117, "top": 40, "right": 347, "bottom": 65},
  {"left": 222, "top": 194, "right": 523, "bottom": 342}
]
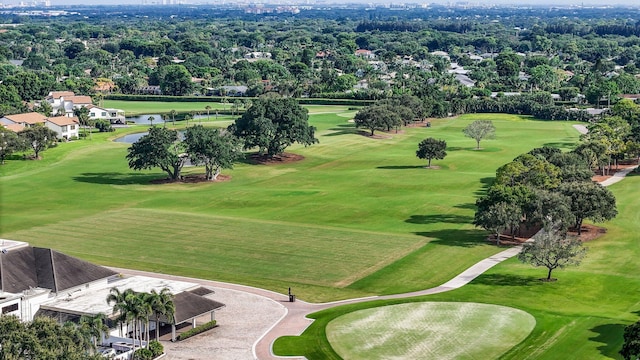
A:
[
  {"left": 1, "top": 113, "right": 581, "bottom": 301},
  {"left": 326, "top": 302, "right": 535, "bottom": 360},
  {"left": 6, "top": 208, "right": 426, "bottom": 289}
]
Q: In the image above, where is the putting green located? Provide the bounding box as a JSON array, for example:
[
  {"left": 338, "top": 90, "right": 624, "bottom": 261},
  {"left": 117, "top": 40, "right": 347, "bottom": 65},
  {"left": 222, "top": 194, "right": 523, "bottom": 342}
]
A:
[{"left": 326, "top": 302, "right": 535, "bottom": 360}]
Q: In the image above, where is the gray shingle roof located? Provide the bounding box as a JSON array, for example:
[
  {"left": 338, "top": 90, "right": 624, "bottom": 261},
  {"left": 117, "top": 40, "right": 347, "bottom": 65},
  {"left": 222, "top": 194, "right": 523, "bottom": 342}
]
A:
[
  {"left": 0, "top": 247, "right": 117, "bottom": 293},
  {"left": 172, "top": 291, "right": 225, "bottom": 324}
]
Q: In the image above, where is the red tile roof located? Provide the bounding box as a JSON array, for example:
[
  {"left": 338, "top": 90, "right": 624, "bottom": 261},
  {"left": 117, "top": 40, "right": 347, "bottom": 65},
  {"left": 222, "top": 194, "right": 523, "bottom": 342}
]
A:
[
  {"left": 66, "top": 96, "right": 93, "bottom": 104},
  {"left": 48, "top": 91, "right": 75, "bottom": 99},
  {"left": 4, "top": 112, "right": 47, "bottom": 125},
  {"left": 47, "top": 116, "right": 79, "bottom": 126},
  {"left": 3, "top": 123, "right": 25, "bottom": 132}
]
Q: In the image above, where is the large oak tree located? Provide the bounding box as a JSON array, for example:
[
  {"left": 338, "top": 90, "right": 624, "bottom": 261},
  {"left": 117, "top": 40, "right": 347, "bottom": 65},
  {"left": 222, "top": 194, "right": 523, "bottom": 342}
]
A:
[
  {"left": 229, "top": 97, "right": 317, "bottom": 158},
  {"left": 184, "top": 125, "right": 243, "bottom": 180},
  {"left": 558, "top": 181, "right": 618, "bottom": 234},
  {"left": 126, "top": 126, "right": 186, "bottom": 181}
]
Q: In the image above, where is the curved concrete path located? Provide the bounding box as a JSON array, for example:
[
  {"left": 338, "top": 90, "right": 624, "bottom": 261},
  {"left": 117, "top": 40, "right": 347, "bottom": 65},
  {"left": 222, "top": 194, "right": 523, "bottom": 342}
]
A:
[
  {"left": 252, "top": 246, "right": 523, "bottom": 360},
  {"left": 251, "top": 165, "right": 638, "bottom": 360},
  {"left": 113, "top": 164, "right": 637, "bottom": 360}
]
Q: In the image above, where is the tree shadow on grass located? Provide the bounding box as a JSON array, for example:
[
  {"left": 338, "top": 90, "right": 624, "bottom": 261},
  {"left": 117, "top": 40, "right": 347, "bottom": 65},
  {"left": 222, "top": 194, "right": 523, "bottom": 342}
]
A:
[
  {"left": 589, "top": 323, "right": 626, "bottom": 358},
  {"left": 415, "top": 228, "right": 487, "bottom": 247},
  {"left": 406, "top": 214, "right": 473, "bottom": 224},
  {"left": 446, "top": 146, "right": 476, "bottom": 151},
  {"left": 73, "top": 172, "right": 161, "bottom": 185},
  {"left": 454, "top": 203, "right": 477, "bottom": 211},
  {"left": 544, "top": 141, "right": 577, "bottom": 148},
  {"left": 474, "top": 177, "right": 495, "bottom": 196},
  {"left": 323, "top": 124, "right": 360, "bottom": 137},
  {"left": 471, "top": 273, "right": 542, "bottom": 287},
  {"left": 377, "top": 165, "right": 425, "bottom": 170}
]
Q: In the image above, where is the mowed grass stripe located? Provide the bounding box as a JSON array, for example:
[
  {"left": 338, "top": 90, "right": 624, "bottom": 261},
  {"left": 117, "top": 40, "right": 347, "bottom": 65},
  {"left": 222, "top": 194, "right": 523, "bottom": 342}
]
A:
[
  {"left": 6, "top": 208, "right": 427, "bottom": 288},
  {"left": 326, "top": 302, "right": 535, "bottom": 360}
]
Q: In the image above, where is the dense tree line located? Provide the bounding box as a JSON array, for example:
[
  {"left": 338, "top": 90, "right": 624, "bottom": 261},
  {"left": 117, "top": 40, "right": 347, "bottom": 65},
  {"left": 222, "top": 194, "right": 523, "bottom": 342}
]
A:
[{"left": 0, "top": 6, "right": 639, "bottom": 114}]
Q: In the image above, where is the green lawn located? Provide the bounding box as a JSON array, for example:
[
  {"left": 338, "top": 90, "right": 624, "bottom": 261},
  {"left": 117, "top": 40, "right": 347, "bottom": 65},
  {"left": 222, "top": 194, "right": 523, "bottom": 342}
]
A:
[
  {"left": 103, "top": 100, "right": 236, "bottom": 116},
  {"left": 0, "top": 113, "right": 579, "bottom": 302},
  {"left": 327, "top": 302, "right": 535, "bottom": 360},
  {"left": 103, "top": 99, "right": 354, "bottom": 117},
  {"left": 4, "top": 109, "right": 631, "bottom": 358},
  {"left": 273, "top": 157, "right": 640, "bottom": 359}
]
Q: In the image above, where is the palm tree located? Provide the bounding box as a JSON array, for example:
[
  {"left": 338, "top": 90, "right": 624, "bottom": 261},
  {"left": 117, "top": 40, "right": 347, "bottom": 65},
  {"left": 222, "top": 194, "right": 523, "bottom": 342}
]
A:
[
  {"left": 134, "top": 293, "right": 152, "bottom": 346},
  {"left": 184, "top": 113, "right": 192, "bottom": 127},
  {"left": 170, "top": 110, "right": 177, "bottom": 126},
  {"left": 148, "top": 116, "right": 155, "bottom": 127},
  {"left": 161, "top": 114, "right": 168, "bottom": 128},
  {"left": 205, "top": 105, "right": 211, "bottom": 122},
  {"left": 106, "top": 287, "right": 133, "bottom": 337},
  {"left": 147, "top": 288, "right": 175, "bottom": 341},
  {"left": 79, "top": 313, "right": 109, "bottom": 351},
  {"left": 74, "top": 107, "right": 92, "bottom": 140}
]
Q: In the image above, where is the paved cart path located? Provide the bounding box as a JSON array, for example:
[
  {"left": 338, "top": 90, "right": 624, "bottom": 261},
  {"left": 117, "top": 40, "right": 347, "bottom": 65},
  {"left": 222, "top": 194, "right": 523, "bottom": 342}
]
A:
[{"left": 113, "top": 164, "right": 636, "bottom": 360}]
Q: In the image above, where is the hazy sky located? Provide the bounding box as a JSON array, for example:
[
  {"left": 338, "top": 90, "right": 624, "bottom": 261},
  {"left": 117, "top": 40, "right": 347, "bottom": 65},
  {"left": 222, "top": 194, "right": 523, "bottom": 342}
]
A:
[{"left": 10, "top": 0, "right": 640, "bottom": 6}]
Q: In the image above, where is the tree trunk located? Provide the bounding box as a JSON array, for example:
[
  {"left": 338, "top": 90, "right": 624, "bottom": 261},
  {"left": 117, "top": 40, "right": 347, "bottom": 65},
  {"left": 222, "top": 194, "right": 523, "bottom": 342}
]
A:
[
  {"left": 476, "top": 139, "right": 480, "bottom": 149},
  {"left": 370, "top": 128, "right": 375, "bottom": 136},
  {"left": 155, "top": 314, "right": 160, "bottom": 341},
  {"left": 576, "top": 218, "right": 583, "bottom": 235},
  {"left": 428, "top": 158, "right": 432, "bottom": 167},
  {"left": 547, "top": 267, "right": 553, "bottom": 280},
  {"left": 212, "top": 167, "right": 220, "bottom": 180}
]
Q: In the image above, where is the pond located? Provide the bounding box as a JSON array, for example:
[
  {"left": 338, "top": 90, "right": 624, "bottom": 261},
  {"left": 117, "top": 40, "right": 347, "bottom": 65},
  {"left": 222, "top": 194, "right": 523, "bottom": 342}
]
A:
[
  {"left": 114, "top": 132, "right": 148, "bottom": 143},
  {"left": 126, "top": 113, "right": 217, "bottom": 125},
  {"left": 114, "top": 130, "right": 186, "bottom": 144}
]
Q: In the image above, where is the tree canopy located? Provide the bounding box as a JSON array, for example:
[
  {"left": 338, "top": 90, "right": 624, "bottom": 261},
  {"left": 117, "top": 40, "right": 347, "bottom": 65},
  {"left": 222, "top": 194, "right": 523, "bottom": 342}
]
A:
[
  {"left": 416, "top": 137, "right": 447, "bottom": 167},
  {"left": 229, "top": 97, "right": 317, "bottom": 158},
  {"left": 353, "top": 104, "right": 402, "bottom": 136},
  {"left": 518, "top": 231, "right": 587, "bottom": 281},
  {"left": 558, "top": 181, "right": 618, "bottom": 234},
  {"left": 184, "top": 125, "right": 243, "bottom": 180},
  {"left": 0, "top": 315, "right": 102, "bottom": 360},
  {"left": 18, "top": 125, "right": 57, "bottom": 159},
  {"left": 621, "top": 321, "right": 640, "bottom": 360},
  {"left": 0, "top": 127, "right": 24, "bottom": 164},
  {"left": 462, "top": 120, "right": 496, "bottom": 150},
  {"left": 126, "top": 126, "right": 186, "bottom": 181}
]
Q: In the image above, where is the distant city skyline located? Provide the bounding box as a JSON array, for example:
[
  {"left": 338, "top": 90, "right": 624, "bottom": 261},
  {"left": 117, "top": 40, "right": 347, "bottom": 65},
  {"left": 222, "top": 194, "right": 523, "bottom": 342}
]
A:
[{"left": 5, "top": 0, "right": 640, "bottom": 6}]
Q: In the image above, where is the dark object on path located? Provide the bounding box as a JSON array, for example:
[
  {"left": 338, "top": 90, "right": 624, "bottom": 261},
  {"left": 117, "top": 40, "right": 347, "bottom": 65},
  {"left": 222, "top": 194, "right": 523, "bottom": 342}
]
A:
[{"left": 288, "top": 287, "right": 296, "bottom": 302}]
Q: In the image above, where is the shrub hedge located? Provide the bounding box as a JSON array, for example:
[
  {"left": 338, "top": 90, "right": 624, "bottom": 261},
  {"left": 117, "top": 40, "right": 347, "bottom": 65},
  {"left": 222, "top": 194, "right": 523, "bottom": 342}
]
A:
[{"left": 176, "top": 320, "right": 217, "bottom": 341}]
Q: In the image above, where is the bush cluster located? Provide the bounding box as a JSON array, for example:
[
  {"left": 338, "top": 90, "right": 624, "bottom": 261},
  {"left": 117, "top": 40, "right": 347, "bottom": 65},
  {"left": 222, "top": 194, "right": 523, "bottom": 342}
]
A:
[
  {"left": 176, "top": 320, "right": 217, "bottom": 341},
  {"left": 133, "top": 341, "right": 163, "bottom": 360}
]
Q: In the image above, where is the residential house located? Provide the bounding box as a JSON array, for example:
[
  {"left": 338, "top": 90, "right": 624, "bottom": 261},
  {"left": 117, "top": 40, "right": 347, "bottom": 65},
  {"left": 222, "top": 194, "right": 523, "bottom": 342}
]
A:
[
  {"left": 355, "top": 49, "right": 375, "bottom": 59},
  {"left": 1, "top": 112, "right": 81, "bottom": 139},
  {"left": 244, "top": 52, "right": 272, "bottom": 60},
  {"left": 0, "top": 239, "right": 226, "bottom": 346},
  {"left": 431, "top": 51, "right": 451, "bottom": 60},
  {"left": 45, "top": 91, "right": 94, "bottom": 117},
  {"left": 216, "top": 86, "right": 248, "bottom": 97},
  {"left": 315, "top": 51, "right": 331, "bottom": 59},
  {"left": 87, "top": 105, "right": 126, "bottom": 124},
  {"left": 45, "top": 116, "right": 79, "bottom": 140},
  {"left": 621, "top": 94, "right": 640, "bottom": 102},
  {"left": 138, "top": 85, "right": 162, "bottom": 95},
  {"left": 2, "top": 123, "right": 25, "bottom": 132},
  {"left": 0, "top": 112, "right": 47, "bottom": 128},
  {"left": 455, "top": 74, "right": 476, "bottom": 87}
]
